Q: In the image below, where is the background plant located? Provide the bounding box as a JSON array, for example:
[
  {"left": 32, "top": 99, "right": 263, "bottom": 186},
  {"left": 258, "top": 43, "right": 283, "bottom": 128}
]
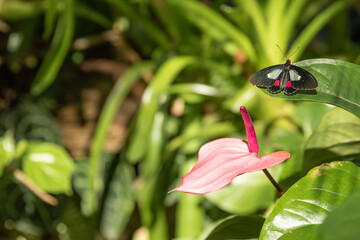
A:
[{"left": 0, "top": 0, "right": 360, "bottom": 239}]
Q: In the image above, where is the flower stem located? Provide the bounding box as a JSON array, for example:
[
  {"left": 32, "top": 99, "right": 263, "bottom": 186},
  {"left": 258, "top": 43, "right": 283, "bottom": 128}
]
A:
[{"left": 262, "top": 169, "right": 284, "bottom": 196}]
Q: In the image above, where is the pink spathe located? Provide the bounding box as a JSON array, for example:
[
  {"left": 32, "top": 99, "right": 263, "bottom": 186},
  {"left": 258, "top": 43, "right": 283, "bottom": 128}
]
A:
[
  {"left": 172, "top": 138, "right": 290, "bottom": 194},
  {"left": 171, "top": 106, "right": 291, "bottom": 195}
]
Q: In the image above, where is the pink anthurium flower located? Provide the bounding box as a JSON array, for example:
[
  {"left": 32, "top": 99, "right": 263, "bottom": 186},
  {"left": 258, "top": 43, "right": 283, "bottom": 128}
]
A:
[{"left": 172, "top": 106, "right": 290, "bottom": 195}]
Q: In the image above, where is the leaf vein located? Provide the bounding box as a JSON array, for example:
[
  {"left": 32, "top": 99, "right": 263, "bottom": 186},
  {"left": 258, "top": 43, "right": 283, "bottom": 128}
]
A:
[{"left": 309, "top": 188, "right": 347, "bottom": 197}]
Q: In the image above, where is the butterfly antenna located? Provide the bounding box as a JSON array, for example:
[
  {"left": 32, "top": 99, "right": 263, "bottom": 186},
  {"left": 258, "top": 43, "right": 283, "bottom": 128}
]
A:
[
  {"left": 276, "top": 44, "right": 287, "bottom": 59},
  {"left": 287, "top": 46, "right": 300, "bottom": 59},
  {"left": 276, "top": 45, "right": 300, "bottom": 60}
]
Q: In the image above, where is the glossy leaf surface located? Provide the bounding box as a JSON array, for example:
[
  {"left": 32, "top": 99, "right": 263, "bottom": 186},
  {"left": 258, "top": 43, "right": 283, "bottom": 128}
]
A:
[
  {"left": 23, "top": 142, "right": 75, "bottom": 195},
  {"left": 317, "top": 187, "right": 360, "bottom": 240},
  {"left": 261, "top": 59, "right": 360, "bottom": 117},
  {"left": 260, "top": 161, "right": 360, "bottom": 240}
]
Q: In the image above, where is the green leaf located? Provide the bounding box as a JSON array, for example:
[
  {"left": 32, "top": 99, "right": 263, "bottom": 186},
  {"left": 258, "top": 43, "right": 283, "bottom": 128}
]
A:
[
  {"left": 139, "top": 111, "right": 169, "bottom": 240},
  {"left": 150, "top": 0, "right": 184, "bottom": 44},
  {"left": 76, "top": 2, "right": 112, "bottom": 28},
  {"left": 261, "top": 59, "right": 360, "bottom": 118},
  {"left": 60, "top": 198, "right": 96, "bottom": 240},
  {"left": 271, "top": 128, "right": 305, "bottom": 188},
  {"left": 317, "top": 187, "right": 360, "bottom": 240},
  {"left": 31, "top": 0, "right": 74, "bottom": 95},
  {"left": 23, "top": 142, "right": 75, "bottom": 195},
  {"left": 0, "top": 102, "right": 61, "bottom": 143},
  {"left": 290, "top": 0, "right": 354, "bottom": 61},
  {"left": 106, "top": 0, "right": 170, "bottom": 48},
  {"left": 167, "top": 83, "right": 220, "bottom": 97},
  {"left": 0, "top": 132, "right": 15, "bottom": 176},
  {"left": 176, "top": 160, "right": 204, "bottom": 239},
  {"left": 99, "top": 161, "right": 135, "bottom": 240},
  {"left": 278, "top": 187, "right": 360, "bottom": 240},
  {"left": 203, "top": 215, "right": 265, "bottom": 240},
  {"left": 167, "top": 122, "right": 236, "bottom": 152},
  {"left": 84, "top": 62, "right": 154, "bottom": 215},
  {"left": 43, "top": 0, "right": 58, "bottom": 39},
  {"left": 278, "top": 225, "right": 319, "bottom": 240},
  {"left": 0, "top": 0, "right": 45, "bottom": 21},
  {"left": 282, "top": 0, "right": 309, "bottom": 50},
  {"left": 260, "top": 161, "right": 360, "bottom": 240},
  {"left": 6, "top": 19, "right": 38, "bottom": 72},
  {"left": 234, "top": 0, "right": 268, "bottom": 60},
  {"left": 127, "top": 56, "right": 196, "bottom": 162},
  {"left": 206, "top": 166, "right": 283, "bottom": 215},
  {"left": 303, "top": 107, "right": 360, "bottom": 171},
  {"left": 294, "top": 102, "right": 331, "bottom": 138},
  {"left": 166, "top": 0, "right": 256, "bottom": 64}
]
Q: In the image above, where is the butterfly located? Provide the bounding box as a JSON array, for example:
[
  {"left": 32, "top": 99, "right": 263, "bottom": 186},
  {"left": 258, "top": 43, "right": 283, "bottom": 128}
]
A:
[{"left": 249, "top": 59, "right": 318, "bottom": 95}]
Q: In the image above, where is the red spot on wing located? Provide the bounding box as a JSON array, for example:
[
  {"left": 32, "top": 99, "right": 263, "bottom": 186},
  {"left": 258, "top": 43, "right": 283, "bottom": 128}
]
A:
[
  {"left": 274, "top": 80, "right": 280, "bottom": 86},
  {"left": 286, "top": 81, "right": 291, "bottom": 87}
]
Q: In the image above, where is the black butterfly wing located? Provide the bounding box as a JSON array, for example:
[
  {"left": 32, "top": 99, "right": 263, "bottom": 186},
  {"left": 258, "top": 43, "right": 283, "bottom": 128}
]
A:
[
  {"left": 288, "top": 65, "right": 318, "bottom": 90},
  {"left": 249, "top": 64, "right": 284, "bottom": 87}
]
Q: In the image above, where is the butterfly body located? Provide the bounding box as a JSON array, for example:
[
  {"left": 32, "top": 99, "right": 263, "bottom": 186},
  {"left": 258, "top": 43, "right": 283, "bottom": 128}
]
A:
[{"left": 250, "top": 59, "right": 318, "bottom": 95}]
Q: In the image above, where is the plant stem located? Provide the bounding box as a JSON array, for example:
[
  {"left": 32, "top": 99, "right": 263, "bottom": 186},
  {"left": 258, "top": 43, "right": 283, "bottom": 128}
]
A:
[
  {"left": 13, "top": 169, "right": 58, "bottom": 206},
  {"left": 262, "top": 169, "right": 284, "bottom": 196}
]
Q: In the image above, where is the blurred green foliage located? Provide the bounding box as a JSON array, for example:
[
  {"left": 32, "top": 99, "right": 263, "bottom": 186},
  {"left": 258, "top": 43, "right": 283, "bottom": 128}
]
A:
[{"left": 1, "top": 0, "right": 360, "bottom": 239}]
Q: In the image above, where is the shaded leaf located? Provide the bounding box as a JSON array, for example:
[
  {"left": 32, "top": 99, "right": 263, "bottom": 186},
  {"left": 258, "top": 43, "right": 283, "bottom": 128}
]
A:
[
  {"left": 260, "top": 161, "right": 360, "bottom": 240},
  {"left": 99, "top": 161, "right": 135, "bottom": 240},
  {"left": 0, "top": 132, "right": 15, "bottom": 176},
  {"left": 61, "top": 198, "right": 96, "bottom": 240},
  {"left": 76, "top": 2, "right": 112, "bottom": 28},
  {"left": 290, "top": 1, "right": 353, "bottom": 61},
  {"left": 31, "top": 0, "right": 74, "bottom": 95},
  {"left": 303, "top": 107, "right": 360, "bottom": 171},
  {"left": 0, "top": 0, "right": 45, "bottom": 20},
  {"left": 6, "top": 19, "right": 38, "bottom": 72},
  {"left": 294, "top": 102, "right": 331, "bottom": 138},
  {"left": 0, "top": 102, "right": 61, "bottom": 143},
  {"left": 139, "top": 111, "right": 169, "bottom": 240},
  {"left": 166, "top": 0, "right": 256, "bottom": 64},
  {"left": 317, "top": 187, "right": 360, "bottom": 240},
  {"left": 84, "top": 62, "right": 154, "bottom": 215},
  {"left": 203, "top": 215, "right": 265, "bottom": 240},
  {"left": 175, "top": 160, "right": 204, "bottom": 239},
  {"left": 106, "top": 0, "right": 170, "bottom": 48}
]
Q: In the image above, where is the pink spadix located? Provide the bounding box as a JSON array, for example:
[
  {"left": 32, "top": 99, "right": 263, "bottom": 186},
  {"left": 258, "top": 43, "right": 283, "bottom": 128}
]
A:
[{"left": 171, "top": 106, "right": 290, "bottom": 195}]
